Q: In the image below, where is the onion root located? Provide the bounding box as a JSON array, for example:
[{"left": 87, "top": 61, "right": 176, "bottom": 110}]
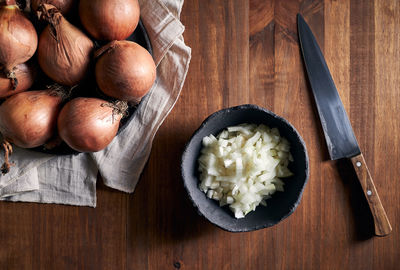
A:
[
  {"left": 47, "top": 83, "right": 76, "bottom": 100},
  {"left": 5, "top": 69, "right": 18, "bottom": 90},
  {"left": 100, "top": 100, "right": 128, "bottom": 123},
  {"left": 1, "top": 140, "right": 13, "bottom": 175}
]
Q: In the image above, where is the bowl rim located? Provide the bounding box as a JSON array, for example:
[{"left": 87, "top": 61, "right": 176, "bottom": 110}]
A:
[{"left": 181, "top": 104, "right": 310, "bottom": 232}]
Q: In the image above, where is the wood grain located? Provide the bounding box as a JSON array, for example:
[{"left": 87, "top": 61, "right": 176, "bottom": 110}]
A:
[
  {"left": 1, "top": 0, "right": 400, "bottom": 269},
  {"left": 128, "top": 1, "right": 249, "bottom": 270},
  {"left": 0, "top": 180, "right": 128, "bottom": 270}
]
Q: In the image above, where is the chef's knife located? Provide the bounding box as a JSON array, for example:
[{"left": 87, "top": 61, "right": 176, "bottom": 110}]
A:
[{"left": 297, "top": 14, "right": 391, "bottom": 236}]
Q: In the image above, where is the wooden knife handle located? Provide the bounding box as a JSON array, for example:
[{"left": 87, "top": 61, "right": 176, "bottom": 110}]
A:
[{"left": 350, "top": 153, "right": 392, "bottom": 236}]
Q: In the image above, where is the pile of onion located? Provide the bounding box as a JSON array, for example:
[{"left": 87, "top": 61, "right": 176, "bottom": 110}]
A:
[
  {"left": 0, "top": 0, "right": 157, "bottom": 174},
  {"left": 0, "top": 0, "right": 38, "bottom": 89}
]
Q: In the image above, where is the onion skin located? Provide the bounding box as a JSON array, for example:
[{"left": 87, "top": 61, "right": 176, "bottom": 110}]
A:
[
  {"left": 31, "top": 0, "right": 75, "bottom": 14},
  {"left": 95, "top": 41, "right": 156, "bottom": 103},
  {"left": 58, "top": 97, "right": 122, "bottom": 152},
  {"left": 79, "top": 0, "right": 140, "bottom": 41},
  {"left": 37, "top": 4, "right": 94, "bottom": 86},
  {"left": 0, "top": 62, "right": 36, "bottom": 98},
  {"left": 0, "top": 90, "right": 62, "bottom": 148},
  {"left": 0, "top": 3, "right": 38, "bottom": 87}
]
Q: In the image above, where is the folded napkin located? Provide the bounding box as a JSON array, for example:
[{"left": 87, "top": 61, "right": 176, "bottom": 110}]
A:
[{"left": 0, "top": 0, "right": 191, "bottom": 206}]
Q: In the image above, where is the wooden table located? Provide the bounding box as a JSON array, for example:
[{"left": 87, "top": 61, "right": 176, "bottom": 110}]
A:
[{"left": 1, "top": 0, "right": 399, "bottom": 269}]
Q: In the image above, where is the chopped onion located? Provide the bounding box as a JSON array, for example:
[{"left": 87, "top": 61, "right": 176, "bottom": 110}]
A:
[{"left": 198, "top": 123, "right": 294, "bottom": 218}]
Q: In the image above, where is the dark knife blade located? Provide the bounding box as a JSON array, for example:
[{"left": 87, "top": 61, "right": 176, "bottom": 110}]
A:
[
  {"left": 297, "top": 14, "right": 360, "bottom": 160},
  {"left": 297, "top": 14, "right": 391, "bottom": 236}
]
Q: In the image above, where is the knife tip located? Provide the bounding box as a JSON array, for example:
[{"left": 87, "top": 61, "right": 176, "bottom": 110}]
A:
[
  {"left": 297, "top": 14, "right": 304, "bottom": 35},
  {"left": 297, "top": 13, "right": 304, "bottom": 23}
]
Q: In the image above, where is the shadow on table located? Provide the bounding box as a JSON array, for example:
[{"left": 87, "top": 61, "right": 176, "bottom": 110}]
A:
[
  {"left": 126, "top": 126, "right": 216, "bottom": 251},
  {"left": 335, "top": 159, "right": 374, "bottom": 241}
]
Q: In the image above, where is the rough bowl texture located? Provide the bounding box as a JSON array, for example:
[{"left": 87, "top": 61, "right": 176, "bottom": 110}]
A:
[{"left": 181, "top": 104, "right": 309, "bottom": 232}]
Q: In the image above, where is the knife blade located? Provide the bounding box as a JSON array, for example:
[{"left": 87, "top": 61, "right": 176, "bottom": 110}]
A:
[{"left": 297, "top": 14, "right": 392, "bottom": 236}]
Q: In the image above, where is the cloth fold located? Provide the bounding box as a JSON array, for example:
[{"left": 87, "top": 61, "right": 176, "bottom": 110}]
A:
[{"left": 0, "top": 0, "right": 191, "bottom": 207}]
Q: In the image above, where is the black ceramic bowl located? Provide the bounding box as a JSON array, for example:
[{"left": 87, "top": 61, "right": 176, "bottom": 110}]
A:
[{"left": 181, "top": 104, "right": 309, "bottom": 232}]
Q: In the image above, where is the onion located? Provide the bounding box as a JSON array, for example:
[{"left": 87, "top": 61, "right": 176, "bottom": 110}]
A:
[
  {"left": 58, "top": 97, "right": 127, "bottom": 152},
  {"left": 0, "top": 90, "right": 63, "bottom": 173},
  {"left": 31, "top": 0, "right": 76, "bottom": 14},
  {"left": 95, "top": 41, "right": 156, "bottom": 103},
  {"left": 79, "top": 0, "right": 140, "bottom": 41},
  {"left": 0, "top": 61, "right": 36, "bottom": 98},
  {"left": 37, "top": 4, "right": 94, "bottom": 86},
  {"left": 0, "top": 0, "right": 38, "bottom": 89}
]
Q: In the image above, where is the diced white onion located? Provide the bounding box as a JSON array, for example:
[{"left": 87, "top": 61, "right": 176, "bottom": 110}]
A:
[{"left": 198, "top": 123, "right": 293, "bottom": 218}]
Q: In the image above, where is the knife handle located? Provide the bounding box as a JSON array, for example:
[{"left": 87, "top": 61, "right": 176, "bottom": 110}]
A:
[{"left": 350, "top": 153, "right": 392, "bottom": 236}]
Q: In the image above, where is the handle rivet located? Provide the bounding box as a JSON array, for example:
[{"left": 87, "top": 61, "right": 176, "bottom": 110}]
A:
[
  {"left": 356, "top": 161, "right": 362, "bottom": 167},
  {"left": 367, "top": 190, "right": 372, "bottom": 196}
]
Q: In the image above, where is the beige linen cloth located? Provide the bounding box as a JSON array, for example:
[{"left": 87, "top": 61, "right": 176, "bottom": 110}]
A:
[{"left": 0, "top": 0, "right": 191, "bottom": 206}]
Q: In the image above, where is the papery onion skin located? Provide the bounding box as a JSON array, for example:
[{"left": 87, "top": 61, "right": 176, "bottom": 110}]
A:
[
  {"left": 58, "top": 97, "right": 122, "bottom": 152},
  {"left": 0, "top": 90, "right": 62, "bottom": 148},
  {"left": 0, "top": 62, "right": 36, "bottom": 98},
  {"left": 31, "top": 0, "right": 76, "bottom": 14},
  {"left": 95, "top": 41, "right": 156, "bottom": 103},
  {"left": 79, "top": 0, "right": 140, "bottom": 41},
  {"left": 37, "top": 4, "right": 94, "bottom": 86},
  {"left": 0, "top": 2, "right": 38, "bottom": 86}
]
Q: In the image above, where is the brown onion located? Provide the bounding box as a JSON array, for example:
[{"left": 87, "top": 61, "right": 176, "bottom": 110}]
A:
[
  {"left": 0, "top": 90, "right": 62, "bottom": 149},
  {"left": 95, "top": 41, "right": 156, "bottom": 103},
  {"left": 31, "top": 0, "right": 76, "bottom": 14},
  {"left": 58, "top": 97, "right": 126, "bottom": 152},
  {"left": 0, "top": 61, "right": 36, "bottom": 98},
  {"left": 0, "top": 0, "right": 38, "bottom": 89},
  {"left": 79, "top": 0, "right": 140, "bottom": 41},
  {"left": 37, "top": 4, "right": 94, "bottom": 86}
]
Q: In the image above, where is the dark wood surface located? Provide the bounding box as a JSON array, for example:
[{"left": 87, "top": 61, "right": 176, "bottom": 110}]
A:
[{"left": 1, "top": 0, "right": 400, "bottom": 269}]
